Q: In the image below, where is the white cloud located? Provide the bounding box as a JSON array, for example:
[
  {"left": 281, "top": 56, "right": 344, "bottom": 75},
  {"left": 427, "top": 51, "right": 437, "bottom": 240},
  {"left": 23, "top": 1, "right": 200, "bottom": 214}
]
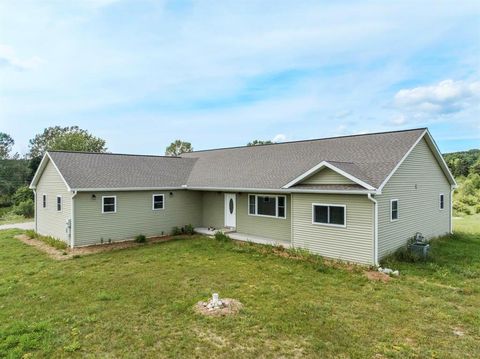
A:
[
  {"left": 0, "top": 44, "right": 43, "bottom": 71},
  {"left": 272, "top": 133, "right": 287, "bottom": 142},
  {"left": 391, "top": 114, "right": 407, "bottom": 126},
  {"left": 394, "top": 79, "right": 480, "bottom": 115}
]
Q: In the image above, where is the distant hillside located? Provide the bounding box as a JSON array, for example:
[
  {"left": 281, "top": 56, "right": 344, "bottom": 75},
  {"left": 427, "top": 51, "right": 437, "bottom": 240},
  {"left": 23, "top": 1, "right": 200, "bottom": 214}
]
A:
[{"left": 443, "top": 148, "right": 480, "bottom": 216}]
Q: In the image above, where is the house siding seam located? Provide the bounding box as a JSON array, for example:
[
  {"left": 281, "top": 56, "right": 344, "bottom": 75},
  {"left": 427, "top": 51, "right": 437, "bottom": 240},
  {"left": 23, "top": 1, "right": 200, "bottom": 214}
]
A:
[
  {"left": 291, "top": 193, "right": 374, "bottom": 265},
  {"left": 35, "top": 160, "right": 72, "bottom": 243},
  {"left": 302, "top": 168, "right": 355, "bottom": 185},
  {"left": 73, "top": 190, "right": 202, "bottom": 246},
  {"left": 377, "top": 138, "right": 451, "bottom": 258},
  {"left": 236, "top": 194, "right": 292, "bottom": 242}
]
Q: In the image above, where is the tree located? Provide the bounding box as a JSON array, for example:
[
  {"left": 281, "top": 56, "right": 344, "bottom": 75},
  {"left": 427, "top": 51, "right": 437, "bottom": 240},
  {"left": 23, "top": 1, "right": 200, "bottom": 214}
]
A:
[
  {"left": 247, "top": 140, "right": 273, "bottom": 146},
  {"left": 165, "top": 140, "right": 193, "bottom": 156},
  {"left": 28, "top": 126, "right": 107, "bottom": 159},
  {"left": 0, "top": 132, "right": 14, "bottom": 159}
]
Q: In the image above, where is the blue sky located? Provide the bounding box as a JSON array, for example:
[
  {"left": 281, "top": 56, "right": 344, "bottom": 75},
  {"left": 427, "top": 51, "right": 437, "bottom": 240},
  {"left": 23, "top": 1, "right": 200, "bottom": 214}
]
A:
[{"left": 0, "top": 0, "right": 479, "bottom": 155}]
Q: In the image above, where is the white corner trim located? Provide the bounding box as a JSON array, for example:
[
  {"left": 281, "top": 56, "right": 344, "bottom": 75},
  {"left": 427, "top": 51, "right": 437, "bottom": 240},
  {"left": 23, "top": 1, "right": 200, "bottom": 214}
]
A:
[
  {"left": 29, "top": 152, "right": 72, "bottom": 192},
  {"left": 282, "top": 161, "right": 375, "bottom": 190},
  {"left": 71, "top": 190, "right": 77, "bottom": 249}
]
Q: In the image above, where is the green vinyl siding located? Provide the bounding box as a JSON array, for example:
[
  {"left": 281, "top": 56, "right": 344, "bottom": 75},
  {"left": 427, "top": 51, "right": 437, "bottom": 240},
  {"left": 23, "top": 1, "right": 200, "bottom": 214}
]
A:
[
  {"left": 302, "top": 168, "right": 355, "bottom": 185},
  {"left": 236, "top": 194, "right": 291, "bottom": 242},
  {"left": 377, "top": 138, "right": 451, "bottom": 259},
  {"left": 201, "top": 192, "right": 224, "bottom": 228},
  {"left": 35, "top": 160, "right": 72, "bottom": 243},
  {"left": 74, "top": 190, "right": 202, "bottom": 246},
  {"left": 292, "top": 193, "right": 374, "bottom": 264}
]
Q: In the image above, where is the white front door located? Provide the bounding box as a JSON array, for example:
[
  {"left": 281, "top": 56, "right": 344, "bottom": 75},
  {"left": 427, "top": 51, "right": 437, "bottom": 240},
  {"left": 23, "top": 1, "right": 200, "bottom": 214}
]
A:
[{"left": 224, "top": 193, "right": 236, "bottom": 228}]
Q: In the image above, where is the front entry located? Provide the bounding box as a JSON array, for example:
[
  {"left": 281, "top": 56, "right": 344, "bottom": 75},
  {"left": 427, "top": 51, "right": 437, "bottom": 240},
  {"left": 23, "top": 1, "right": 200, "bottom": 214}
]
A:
[{"left": 224, "top": 193, "right": 236, "bottom": 228}]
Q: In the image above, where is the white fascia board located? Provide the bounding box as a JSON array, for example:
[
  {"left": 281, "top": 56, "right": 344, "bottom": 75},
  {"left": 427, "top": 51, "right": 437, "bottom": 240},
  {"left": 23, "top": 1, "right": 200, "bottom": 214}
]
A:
[
  {"left": 378, "top": 129, "right": 427, "bottom": 192},
  {"left": 29, "top": 152, "right": 72, "bottom": 191},
  {"left": 282, "top": 161, "right": 376, "bottom": 190},
  {"left": 423, "top": 129, "right": 457, "bottom": 187}
]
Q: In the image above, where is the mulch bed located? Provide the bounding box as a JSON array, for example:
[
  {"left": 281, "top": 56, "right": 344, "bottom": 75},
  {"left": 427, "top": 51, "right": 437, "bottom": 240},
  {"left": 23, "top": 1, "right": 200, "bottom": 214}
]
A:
[
  {"left": 14, "top": 234, "right": 182, "bottom": 260},
  {"left": 364, "top": 270, "right": 392, "bottom": 282}
]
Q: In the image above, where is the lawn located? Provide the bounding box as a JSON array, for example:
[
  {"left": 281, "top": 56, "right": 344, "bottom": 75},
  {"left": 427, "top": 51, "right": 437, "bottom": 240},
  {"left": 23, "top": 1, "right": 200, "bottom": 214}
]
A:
[{"left": 0, "top": 228, "right": 479, "bottom": 358}]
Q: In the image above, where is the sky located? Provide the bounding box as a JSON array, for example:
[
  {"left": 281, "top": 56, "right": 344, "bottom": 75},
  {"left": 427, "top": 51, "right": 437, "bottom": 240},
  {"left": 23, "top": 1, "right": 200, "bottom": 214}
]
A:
[{"left": 0, "top": 0, "right": 479, "bottom": 156}]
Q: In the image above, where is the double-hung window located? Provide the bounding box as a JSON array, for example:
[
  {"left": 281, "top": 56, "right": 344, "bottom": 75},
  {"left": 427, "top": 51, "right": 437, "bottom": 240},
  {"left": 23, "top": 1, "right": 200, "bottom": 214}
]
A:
[
  {"left": 248, "top": 194, "right": 286, "bottom": 218},
  {"left": 56, "top": 195, "right": 62, "bottom": 212},
  {"left": 439, "top": 193, "right": 444, "bottom": 210},
  {"left": 390, "top": 199, "right": 399, "bottom": 221},
  {"left": 42, "top": 194, "right": 47, "bottom": 208},
  {"left": 152, "top": 194, "right": 164, "bottom": 210},
  {"left": 102, "top": 196, "right": 116, "bottom": 213},
  {"left": 312, "top": 204, "right": 346, "bottom": 227}
]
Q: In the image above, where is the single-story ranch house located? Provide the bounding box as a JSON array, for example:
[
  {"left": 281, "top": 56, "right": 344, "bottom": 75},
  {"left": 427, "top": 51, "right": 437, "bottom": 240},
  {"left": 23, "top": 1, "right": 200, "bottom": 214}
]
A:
[{"left": 29, "top": 128, "right": 456, "bottom": 265}]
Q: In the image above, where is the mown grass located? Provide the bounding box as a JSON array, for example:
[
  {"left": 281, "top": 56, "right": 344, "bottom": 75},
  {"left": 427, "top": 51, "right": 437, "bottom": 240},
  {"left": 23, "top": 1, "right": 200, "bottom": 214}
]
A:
[
  {"left": 454, "top": 214, "right": 480, "bottom": 234},
  {"left": 0, "top": 227, "right": 479, "bottom": 358}
]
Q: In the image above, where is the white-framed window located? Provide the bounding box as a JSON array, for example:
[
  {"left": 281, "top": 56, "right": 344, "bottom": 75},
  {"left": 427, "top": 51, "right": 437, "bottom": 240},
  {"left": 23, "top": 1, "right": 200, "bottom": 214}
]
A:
[
  {"left": 152, "top": 194, "right": 164, "bottom": 210},
  {"left": 248, "top": 194, "right": 286, "bottom": 219},
  {"left": 390, "top": 199, "right": 399, "bottom": 221},
  {"left": 312, "top": 204, "right": 346, "bottom": 228},
  {"left": 439, "top": 193, "right": 445, "bottom": 210},
  {"left": 42, "top": 194, "right": 47, "bottom": 208},
  {"left": 56, "top": 195, "right": 62, "bottom": 212},
  {"left": 102, "top": 196, "right": 116, "bottom": 213}
]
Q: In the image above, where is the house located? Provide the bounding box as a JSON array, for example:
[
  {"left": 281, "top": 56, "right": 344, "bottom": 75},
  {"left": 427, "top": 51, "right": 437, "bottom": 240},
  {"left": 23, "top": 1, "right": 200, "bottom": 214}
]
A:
[{"left": 29, "top": 128, "right": 456, "bottom": 265}]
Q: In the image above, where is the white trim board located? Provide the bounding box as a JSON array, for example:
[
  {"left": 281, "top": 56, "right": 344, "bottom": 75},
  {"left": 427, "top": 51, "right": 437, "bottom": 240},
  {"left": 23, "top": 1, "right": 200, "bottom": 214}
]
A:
[{"left": 282, "top": 161, "right": 375, "bottom": 191}]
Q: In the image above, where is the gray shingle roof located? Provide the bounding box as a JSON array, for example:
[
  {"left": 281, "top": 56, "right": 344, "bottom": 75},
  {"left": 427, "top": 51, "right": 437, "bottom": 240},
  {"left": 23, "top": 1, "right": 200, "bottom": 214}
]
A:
[
  {"left": 41, "top": 128, "right": 428, "bottom": 191},
  {"left": 47, "top": 152, "right": 196, "bottom": 189},
  {"left": 182, "top": 128, "right": 426, "bottom": 189}
]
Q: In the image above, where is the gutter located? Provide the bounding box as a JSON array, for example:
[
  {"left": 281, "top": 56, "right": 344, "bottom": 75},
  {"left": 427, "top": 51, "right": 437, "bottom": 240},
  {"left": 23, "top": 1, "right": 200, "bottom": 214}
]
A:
[{"left": 367, "top": 193, "right": 379, "bottom": 266}]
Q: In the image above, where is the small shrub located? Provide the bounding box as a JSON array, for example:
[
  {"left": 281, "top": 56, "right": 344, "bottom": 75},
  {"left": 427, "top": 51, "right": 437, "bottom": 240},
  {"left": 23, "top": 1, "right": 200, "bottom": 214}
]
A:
[
  {"left": 12, "top": 199, "right": 34, "bottom": 218},
  {"left": 214, "top": 231, "right": 231, "bottom": 241},
  {"left": 183, "top": 224, "right": 195, "bottom": 235},
  {"left": 25, "top": 229, "right": 37, "bottom": 239},
  {"left": 135, "top": 234, "right": 147, "bottom": 243},
  {"left": 171, "top": 226, "right": 182, "bottom": 236}
]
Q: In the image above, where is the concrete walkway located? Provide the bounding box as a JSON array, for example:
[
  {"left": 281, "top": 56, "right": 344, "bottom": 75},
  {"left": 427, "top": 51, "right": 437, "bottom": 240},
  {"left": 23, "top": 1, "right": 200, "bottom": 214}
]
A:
[
  {"left": 0, "top": 222, "right": 34, "bottom": 231},
  {"left": 195, "top": 227, "right": 291, "bottom": 249}
]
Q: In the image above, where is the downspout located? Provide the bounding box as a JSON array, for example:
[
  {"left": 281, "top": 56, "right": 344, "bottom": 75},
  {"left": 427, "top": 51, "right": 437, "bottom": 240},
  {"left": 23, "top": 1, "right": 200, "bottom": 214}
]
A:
[
  {"left": 71, "top": 190, "right": 78, "bottom": 249},
  {"left": 367, "top": 193, "right": 379, "bottom": 266},
  {"left": 33, "top": 189, "right": 37, "bottom": 232}
]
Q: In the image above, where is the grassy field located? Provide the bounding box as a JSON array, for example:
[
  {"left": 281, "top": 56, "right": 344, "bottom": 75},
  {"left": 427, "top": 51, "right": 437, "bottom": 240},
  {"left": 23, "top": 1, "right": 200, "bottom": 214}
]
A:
[
  {"left": 0, "top": 226, "right": 479, "bottom": 358},
  {"left": 453, "top": 214, "right": 480, "bottom": 234}
]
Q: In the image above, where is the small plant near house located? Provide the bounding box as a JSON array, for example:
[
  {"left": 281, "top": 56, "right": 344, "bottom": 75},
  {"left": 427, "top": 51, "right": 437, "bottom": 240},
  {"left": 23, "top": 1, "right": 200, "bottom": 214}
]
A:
[
  {"left": 214, "top": 231, "right": 231, "bottom": 242},
  {"left": 135, "top": 234, "right": 147, "bottom": 243},
  {"left": 171, "top": 226, "right": 183, "bottom": 236},
  {"left": 183, "top": 224, "right": 195, "bottom": 235}
]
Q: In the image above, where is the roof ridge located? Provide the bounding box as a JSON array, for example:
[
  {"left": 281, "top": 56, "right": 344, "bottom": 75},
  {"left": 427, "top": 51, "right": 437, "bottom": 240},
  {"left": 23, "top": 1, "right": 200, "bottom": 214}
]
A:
[
  {"left": 184, "top": 127, "right": 427, "bottom": 154},
  {"left": 48, "top": 150, "right": 184, "bottom": 159}
]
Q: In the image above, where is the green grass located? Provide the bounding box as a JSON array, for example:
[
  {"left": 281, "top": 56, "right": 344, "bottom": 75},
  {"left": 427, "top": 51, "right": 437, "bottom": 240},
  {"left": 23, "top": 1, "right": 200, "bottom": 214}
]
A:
[
  {"left": 454, "top": 214, "right": 480, "bottom": 234},
  {"left": 0, "top": 230, "right": 479, "bottom": 358}
]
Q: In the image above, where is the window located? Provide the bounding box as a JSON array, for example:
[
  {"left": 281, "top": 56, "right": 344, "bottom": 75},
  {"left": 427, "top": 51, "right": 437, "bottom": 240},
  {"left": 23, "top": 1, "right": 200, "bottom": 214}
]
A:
[
  {"left": 390, "top": 199, "right": 399, "bottom": 221},
  {"left": 312, "top": 204, "right": 346, "bottom": 227},
  {"left": 42, "top": 194, "right": 47, "bottom": 208},
  {"left": 56, "top": 195, "right": 62, "bottom": 212},
  {"left": 248, "top": 194, "right": 286, "bottom": 218},
  {"left": 102, "top": 196, "right": 116, "bottom": 213},
  {"left": 152, "top": 194, "right": 164, "bottom": 210},
  {"left": 439, "top": 193, "right": 444, "bottom": 210}
]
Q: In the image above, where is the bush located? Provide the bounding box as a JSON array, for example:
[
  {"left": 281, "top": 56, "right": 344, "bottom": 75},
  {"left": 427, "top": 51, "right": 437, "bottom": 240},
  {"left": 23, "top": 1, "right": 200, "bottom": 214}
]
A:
[
  {"left": 475, "top": 205, "right": 480, "bottom": 214},
  {"left": 12, "top": 186, "right": 34, "bottom": 205},
  {"left": 183, "top": 224, "right": 195, "bottom": 235},
  {"left": 134, "top": 234, "right": 147, "bottom": 243},
  {"left": 171, "top": 226, "right": 182, "bottom": 236},
  {"left": 453, "top": 201, "right": 471, "bottom": 216},
  {"left": 12, "top": 199, "right": 34, "bottom": 218},
  {"left": 214, "top": 231, "right": 231, "bottom": 241}
]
